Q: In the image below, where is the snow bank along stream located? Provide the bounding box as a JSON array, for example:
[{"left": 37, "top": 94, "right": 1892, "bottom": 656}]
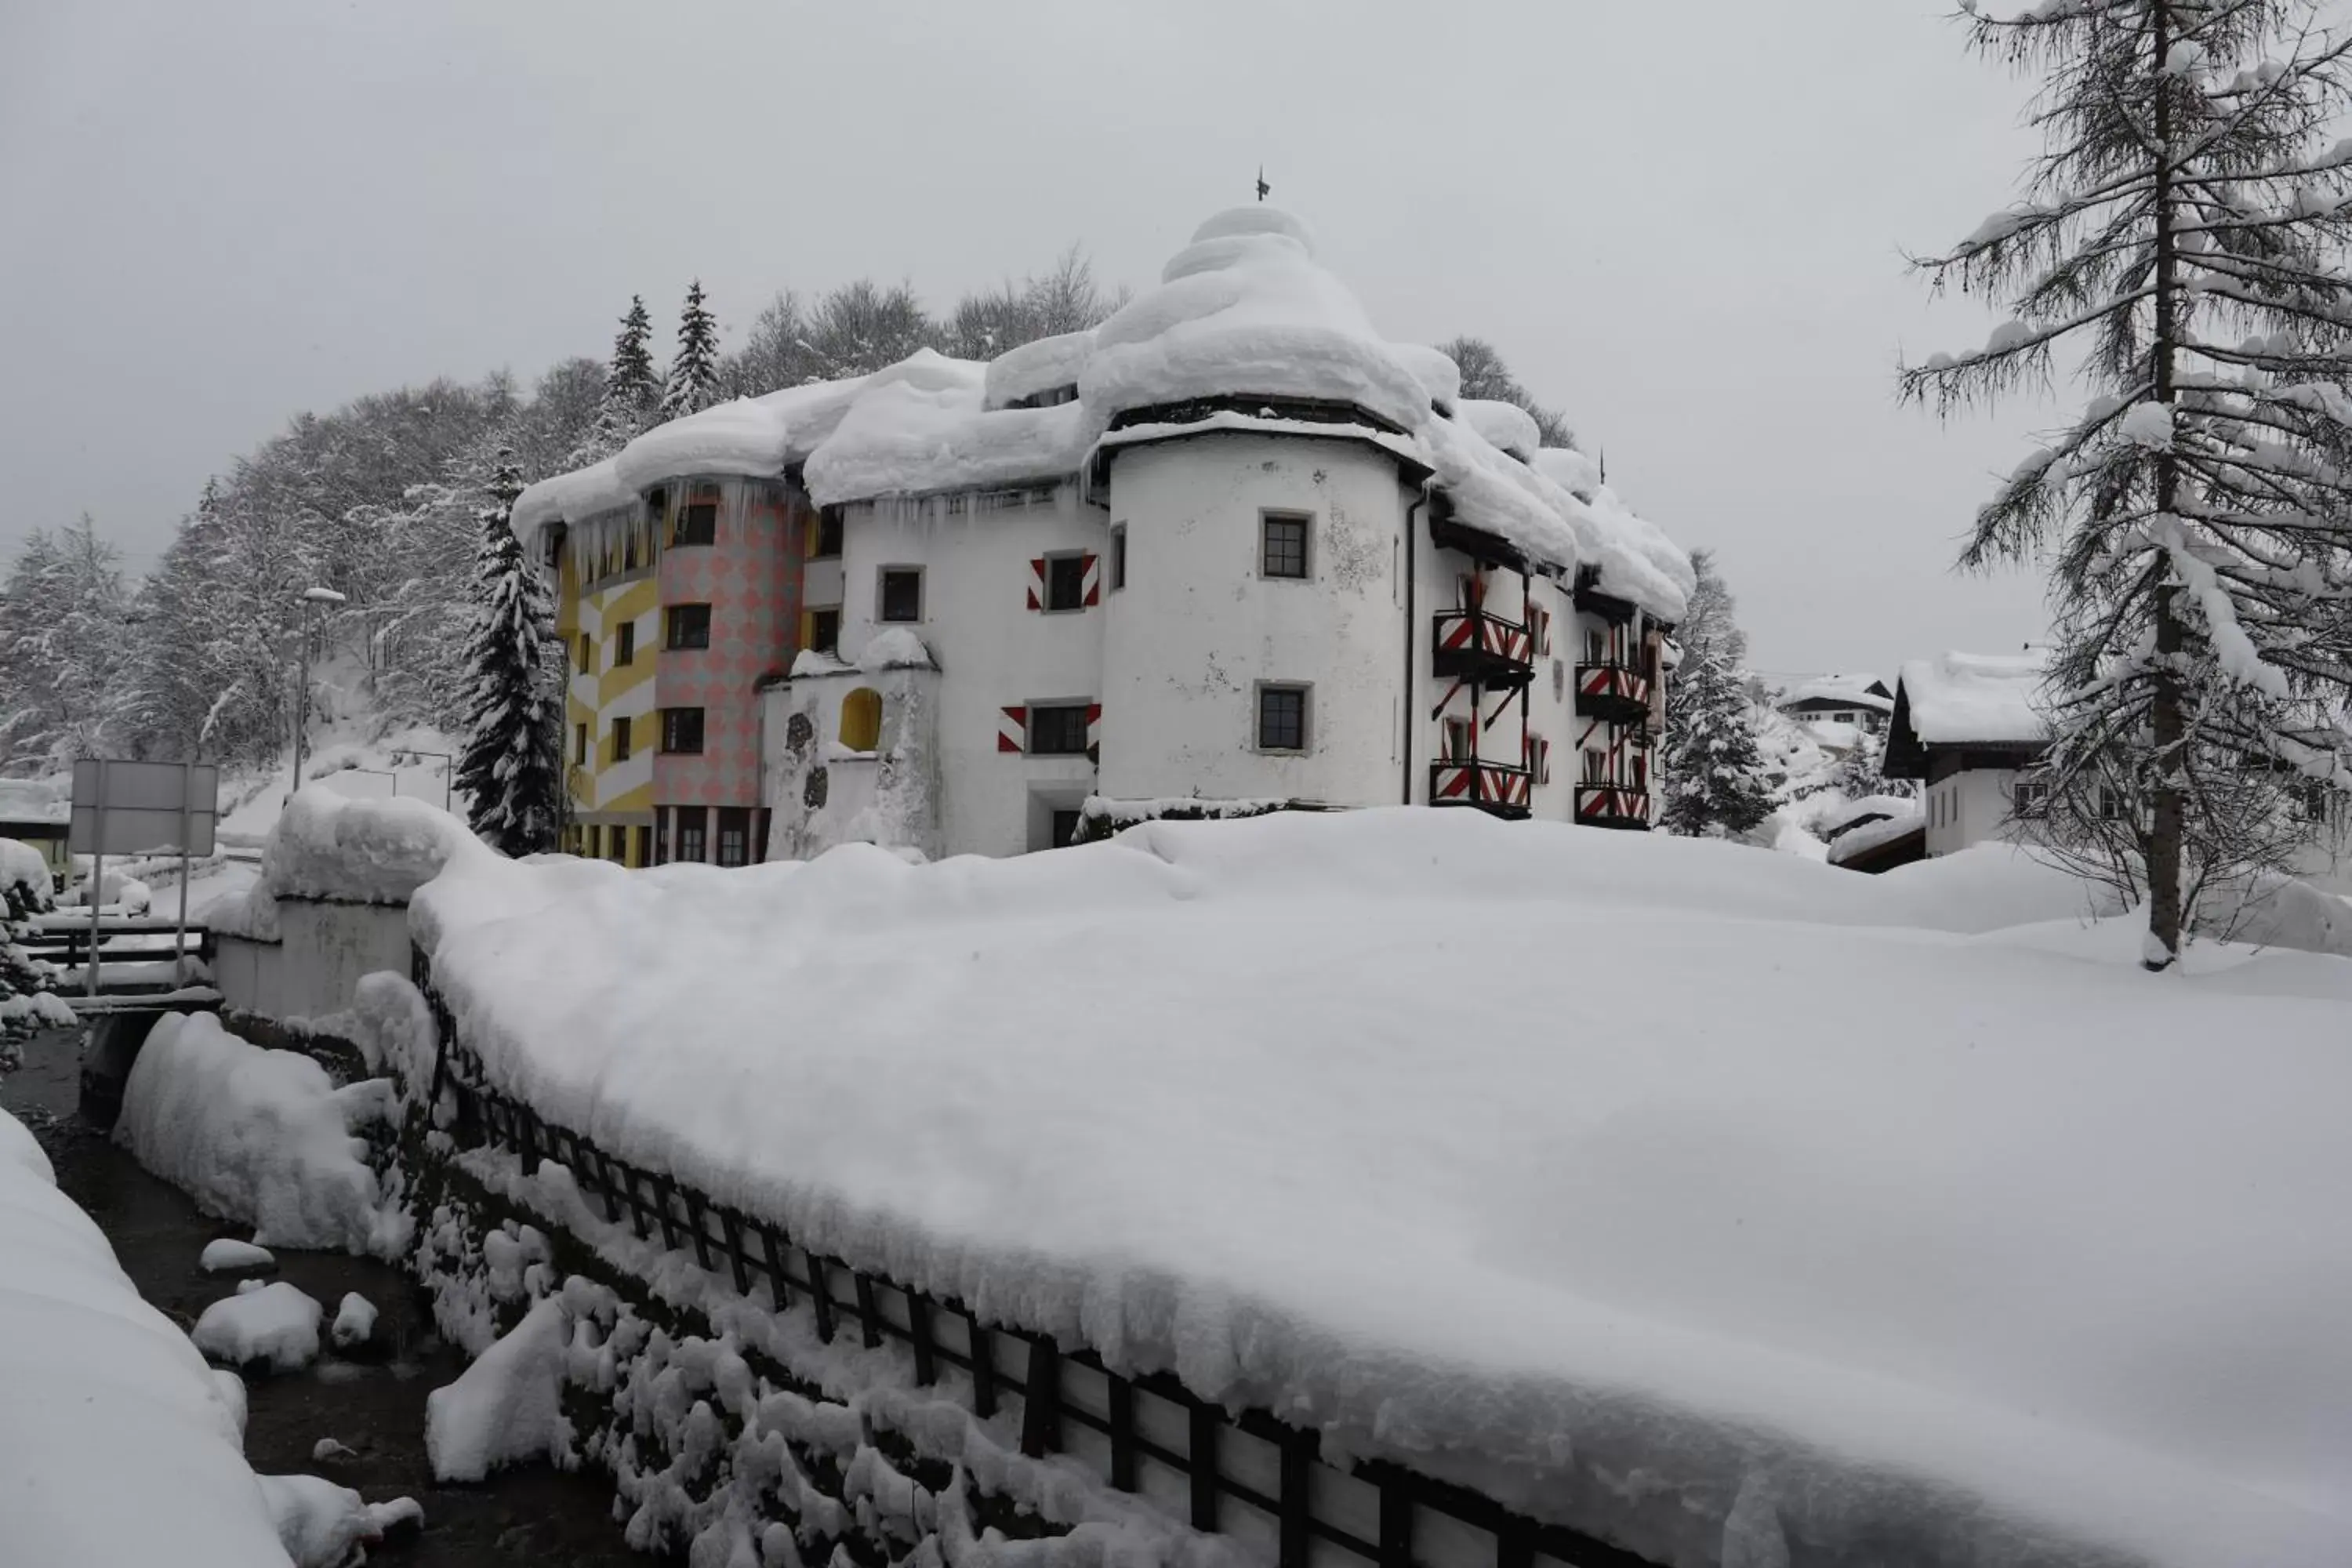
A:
[{"left": 401, "top": 807, "right": 2352, "bottom": 1568}]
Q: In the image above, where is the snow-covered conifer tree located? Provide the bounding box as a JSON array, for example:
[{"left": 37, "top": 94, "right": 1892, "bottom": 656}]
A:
[
  {"left": 573, "top": 296, "right": 662, "bottom": 464},
  {"left": 1904, "top": 1, "right": 2352, "bottom": 968},
  {"left": 659, "top": 279, "right": 721, "bottom": 422},
  {"left": 456, "top": 451, "right": 563, "bottom": 856},
  {"left": 1660, "top": 550, "right": 1774, "bottom": 837},
  {"left": 1828, "top": 726, "right": 1915, "bottom": 803},
  {"left": 0, "top": 848, "right": 69, "bottom": 1054}
]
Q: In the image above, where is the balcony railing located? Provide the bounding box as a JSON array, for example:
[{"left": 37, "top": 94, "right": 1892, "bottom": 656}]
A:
[
  {"left": 1430, "top": 758, "right": 1532, "bottom": 819},
  {"left": 1575, "top": 784, "right": 1652, "bottom": 830},
  {"left": 1575, "top": 662, "right": 1653, "bottom": 724},
  {"left": 1432, "top": 608, "right": 1535, "bottom": 686}
]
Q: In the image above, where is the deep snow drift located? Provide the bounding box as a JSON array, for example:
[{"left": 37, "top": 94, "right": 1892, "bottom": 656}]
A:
[
  {"left": 0, "top": 1105, "right": 292, "bottom": 1566},
  {"left": 412, "top": 808, "right": 2352, "bottom": 1568},
  {"left": 114, "top": 1011, "right": 406, "bottom": 1254}
]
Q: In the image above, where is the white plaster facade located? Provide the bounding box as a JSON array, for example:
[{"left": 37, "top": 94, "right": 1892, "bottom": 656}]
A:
[{"left": 1922, "top": 766, "right": 2033, "bottom": 858}]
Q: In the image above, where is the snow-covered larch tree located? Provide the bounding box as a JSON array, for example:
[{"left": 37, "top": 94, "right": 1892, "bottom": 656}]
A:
[
  {"left": 659, "top": 279, "right": 721, "bottom": 423},
  {"left": 456, "top": 451, "right": 563, "bottom": 856},
  {"left": 1661, "top": 550, "right": 1774, "bottom": 838},
  {"left": 1904, "top": 0, "right": 2352, "bottom": 969}
]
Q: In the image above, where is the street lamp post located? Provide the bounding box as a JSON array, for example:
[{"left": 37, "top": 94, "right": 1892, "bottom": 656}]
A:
[{"left": 289, "top": 586, "right": 347, "bottom": 802}]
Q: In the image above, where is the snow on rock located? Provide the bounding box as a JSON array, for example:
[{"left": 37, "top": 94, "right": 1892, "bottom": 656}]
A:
[
  {"left": 332, "top": 1291, "right": 379, "bottom": 1349},
  {"left": 1083, "top": 205, "right": 1432, "bottom": 436},
  {"left": 262, "top": 785, "right": 486, "bottom": 906},
  {"left": 116, "top": 1012, "right": 405, "bottom": 1254},
  {"left": 1895, "top": 651, "right": 2050, "bottom": 746},
  {"left": 982, "top": 328, "right": 1095, "bottom": 409},
  {"left": 424, "top": 1294, "right": 573, "bottom": 1482},
  {"left": 352, "top": 968, "right": 441, "bottom": 1091},
  {"left": 0, "top": 834, "right": 52, "bottom": 897},
  {"left": 613, "top": 397, "right": 792, "bottom": 495},
  {"left": 194, "top": 1281, "right": 324, "bottom": 1372},
  {"left": 412, "top": 807, "right": 2352, "bottom": 1568},
  {"left": 201, "top": 1236, "right": 277, "bottom": 1274},
  {"left": 0, "top": 1104, "right": 290, "bottom": 1567},
  {"left": 256, "top": 1473, "right": 421, "bottom": 1568}
]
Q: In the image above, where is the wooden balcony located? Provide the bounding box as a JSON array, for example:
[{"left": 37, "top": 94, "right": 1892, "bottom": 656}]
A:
[
  {"left": 1431, "top": 758, "right": 1532, "bottom": 819},
  {"left": 1575, "top": 784, "right": 1652, "bottom": 830},
  {"left": 1575, "top": 662, "right": 1652, "bottom": 724},
  {"left": 1432, "top": 608, "right": 1535, "bottom": 687}
]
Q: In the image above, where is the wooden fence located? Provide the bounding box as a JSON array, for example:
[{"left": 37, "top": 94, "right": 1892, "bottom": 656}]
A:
[{"left": 413, "top": 953, "right": 1653, "bottom": 1568}]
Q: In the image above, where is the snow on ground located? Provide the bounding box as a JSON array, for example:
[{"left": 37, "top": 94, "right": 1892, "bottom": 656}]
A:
[
  {"left": 256, "top": 1473, "right": 421, "bottom": 1567},
  {"left": 413, "top": 807, "right": 2352, "bottom": 1568},
  {"left": 201, "top": 1236, "right": 277, "bottom": 1274},
  {"left": 115, "top": 1011, "right": 407, "bottom": 1254},
  {"left": 423, "top": 1293, "right": 572, "bottom": 1483},
  {"left": 331, "top": 1290, "right": 378, "bottom": 1349},
  {"left": 0, "top": 1104, "right": 293, "bottom": 1566},
  {"left": 194, "top": 1280, "right": 324, "bottom": 1372}
]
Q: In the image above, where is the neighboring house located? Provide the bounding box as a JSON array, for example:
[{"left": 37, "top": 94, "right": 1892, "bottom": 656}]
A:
[
  {"left": 0, "top": 777, "right": 71, "bottom": 886},
  {"left": 1777, "top": 674, "right": 1893, "bottom": 735},
  {"left": 1882, "top": 652, "right": 2047, "bottom": 857},
  {"left": 1822, "top": 793, "right": 1927, "bottom": 874},
  {"left": 513, "top": 205, "right": 1694, "bottom": 863}
]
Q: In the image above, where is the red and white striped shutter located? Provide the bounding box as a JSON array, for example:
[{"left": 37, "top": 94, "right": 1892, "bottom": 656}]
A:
[
  {"left": 998, "top": 705, "right": 1027, "bottom": 753},
  {"left": 1081, "top": 554, "right": 1101, "bottom": 608},
  {"left": 1087, "top": 702, "right": 1102, "bottom": 760},
  {"left": 1025, "top": 558, "right": 1047, "bottom": 612}
]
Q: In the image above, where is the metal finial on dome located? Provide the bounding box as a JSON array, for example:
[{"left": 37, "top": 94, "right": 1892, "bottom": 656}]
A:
[{"left": 1256, "top": 165, "right": 1270, "bottom": 202}]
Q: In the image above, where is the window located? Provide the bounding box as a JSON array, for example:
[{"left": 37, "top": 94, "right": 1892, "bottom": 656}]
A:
[
  {"left": 606, "top": 829, "right": 627, "bottom": 866},
  {"left": 1257, "top": 684, "right": 1308, "bottom": 752},
  {"left": 1109, "top": 526, "right": 1127, "bottom": 590},
  {"left": 813, "top": 508, "right": 844, "bottom": 559},
  {"left": 1261, "top": 512, "right": 1309, "bottom": 579},
  {"left": 673, "top": 488, "right": 718, "bottom": 546},
  {"left": 808, "top": 608, "right": 840, "bottom": 655},
  {"left": 634, "top": 826, "right": 652, "bottom": 866},
  {"left": 2096, "top": 784, "right": 2126, "bottom": 821},
  {"left": 661, "top": 707, "right": 706, "bottom": 754},
  {"left": 677, "top": 808, "right": 707, "bottom": 865},
  {"left": 840, "top": 688, "right": 882, "bottom": 752},
  {"left": 1444, "top": 717, "right": 1473, "bottom": 761},
  {"left": 1028, "top": 702, "right": 1091, "bottom": 756},
  {"left": 1051, "top": 808, "right": 1083, "bottom": 848},
  {"left": 615, "top": 621, "right": 636, "bottom": 666},
  {"left": 654, "top": 810, "right": 670, "bottom": 866},
  {"left": 1584, "top": 629, "right": 1609, "bottom": 667},
  {"left": 717, "top": 807, "right": 750, "bottom": 867},
  {"left": 666, "top": 604, "right": 711, "bottom": 650},
  {"left": 574, "top": 723, "right": 589, "bottom": 766},
  {"left": 643, "top": 488, "right": 668, "bottom": 545},
  {"left": 612, "top": 715, "right": 632, "bottom": 763},
  {"left": 579, "top": 633, "right": 595, "bottom": 673},
  {"left": 1045, "top": 554, "right": 1087, "bottom": 612},
  {"left": 878, "top": 566, "right": 924, "bottom": 623},
  {"left": 2012, "top": 780, "right": 2044, "bottom": 816}
]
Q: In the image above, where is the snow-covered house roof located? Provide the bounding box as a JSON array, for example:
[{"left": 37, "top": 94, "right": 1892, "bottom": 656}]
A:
[
  {"left": 1780, "top": 674, "right": 1893, "bottom": 713},
  {"left": 509, "top": 207, "right": 1694, "bottom": 621},
  {"left": 0, "top": 776, "right": 70, "bottom": 828},
  {"left": 1884, "top": 652, "right": 2049, "bottom": 779}
]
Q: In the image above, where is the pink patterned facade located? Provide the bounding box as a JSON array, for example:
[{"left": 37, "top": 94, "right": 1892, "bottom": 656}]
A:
[{"left": 654, "top": 476, "right": 807, "bottom": 853}]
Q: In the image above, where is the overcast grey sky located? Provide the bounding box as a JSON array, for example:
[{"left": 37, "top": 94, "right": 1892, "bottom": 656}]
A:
[{"left": 0, "top": 0, "right": 2060, "bottom": 679}]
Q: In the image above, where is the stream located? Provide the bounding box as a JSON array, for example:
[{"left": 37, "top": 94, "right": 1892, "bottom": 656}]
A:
[{"left": 2, "top": 1025, "right": 651, "bottom": 1566}]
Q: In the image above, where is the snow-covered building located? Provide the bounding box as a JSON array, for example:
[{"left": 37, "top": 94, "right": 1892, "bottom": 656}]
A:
[
  {"left": 0, "top": 777, "right": 71, "bottom": 886},
  {"left": 513, "top": 207, "right": 1693, "bottom": 863},
  {"left": 1882, "top": 652, "right": 2046, "bottom": 857},
  {"left": 1777, "top": 674, "right": 1893, "bottom": 735}
]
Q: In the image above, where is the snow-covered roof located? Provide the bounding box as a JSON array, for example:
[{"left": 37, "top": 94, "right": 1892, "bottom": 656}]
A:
[
  {"left": 412, "top": 808, "right": 2352, "bottom": 1568},
  {"left": 1896, "top": 652, "right": 2049, "bottom": 746},
  {"left": 1822, "top": 793, "right": 1920, "bottom": 840},
  {"left": 982, "top": 330, "right": 1094, "bottom": 411},
  {"left": 1828, "top": 808, "right": 1926, "bottom": 866},
  {"left": 506, "top": 208, "right": 1692, "bottom": 621},
  {"left": 1781, "top": 674, "right": 1893, "bottom": 713},
  {"left": 0, "top": 775, "right": 71, "bottom": 826}
]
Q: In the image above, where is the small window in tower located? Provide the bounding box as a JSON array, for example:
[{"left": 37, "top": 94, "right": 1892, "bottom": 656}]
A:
[
  {"left": 814, "top": 508, "right": 845, "bottom": 559},
  {"left": 615, "top": 621, "right": 635, "bottom": 666},
  {"left": 660, "top": 707, "right": 706, "bottom": 755},
  {"left": 1109, "top": 525, "right": 1127, "bottom": 591},
  {"left": 1044, "top": 554, "right": 1087, "bottom": 612},
  {"left": 1256, "top": 683, "right": 1309, "bottom": 752},
  {"left": 645, "top": 487, "right": 669, "bottom": 535},
  {"left": 1027, "top": 702, "right": 1092, "bottom": 757},
  {"left": 1261, "top": 513, "right": 1309, "bottom": 579},
  {"left": 878, "top": 566, "right": 924, "bottom": 623},
  {"left": 612, "top": 715, "right": 632, "bottom": 763},
  {"left": 808, "top": 608, "right": 840, "bottom": 655},
  {"left": 579, "top": 633, "right": 595, "bottom": 673},
  {"left": 666, "top": 604, "right": 711, "bottom": 650},
  {"left": 674, "top": 487, "right": 718, "bottom": 546},
  {"left": 574, "top": 723, "right": 589, "bottom": 766}
]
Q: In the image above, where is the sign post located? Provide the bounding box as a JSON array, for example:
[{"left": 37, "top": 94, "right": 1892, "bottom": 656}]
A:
[{"left": 68, "top": 760, "right": 221, "bottom": 999}]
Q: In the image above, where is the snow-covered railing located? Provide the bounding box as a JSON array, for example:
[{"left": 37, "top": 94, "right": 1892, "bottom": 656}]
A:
[{"left": 408, "top": 951, "right": 1657, "bottom": 1568}]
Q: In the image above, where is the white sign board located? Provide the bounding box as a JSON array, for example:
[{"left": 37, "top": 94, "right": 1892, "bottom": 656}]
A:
[{"left": 68, "top": 759, "right": 220, "bottom": 858}]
